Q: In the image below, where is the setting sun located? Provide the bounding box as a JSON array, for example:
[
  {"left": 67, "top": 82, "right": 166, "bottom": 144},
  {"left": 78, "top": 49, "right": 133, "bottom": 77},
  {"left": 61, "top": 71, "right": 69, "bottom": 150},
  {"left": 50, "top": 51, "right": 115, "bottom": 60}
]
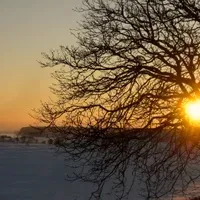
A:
[{"left": 185, "top": 100, "right": 200, "bottom": 122}]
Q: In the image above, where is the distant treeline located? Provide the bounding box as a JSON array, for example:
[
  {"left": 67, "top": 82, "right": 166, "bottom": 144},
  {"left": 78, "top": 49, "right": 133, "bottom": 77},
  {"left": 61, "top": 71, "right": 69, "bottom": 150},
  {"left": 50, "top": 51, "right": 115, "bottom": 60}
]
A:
[{"left": 0, "top": 135, "right": 55, "bottom": 145}]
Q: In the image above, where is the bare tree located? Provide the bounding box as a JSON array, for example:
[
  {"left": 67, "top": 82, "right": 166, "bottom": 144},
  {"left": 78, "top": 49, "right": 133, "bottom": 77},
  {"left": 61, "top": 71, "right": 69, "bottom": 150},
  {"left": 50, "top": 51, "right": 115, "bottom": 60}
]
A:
[{"left": 36, "top": 0, "right": 200, "bottom": 199}]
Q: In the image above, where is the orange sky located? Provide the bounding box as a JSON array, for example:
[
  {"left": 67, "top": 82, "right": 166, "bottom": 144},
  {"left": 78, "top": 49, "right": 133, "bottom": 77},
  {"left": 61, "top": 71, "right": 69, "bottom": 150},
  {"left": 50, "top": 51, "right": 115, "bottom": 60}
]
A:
[{"left": 0, "top": 0, "right": 82, "bottom": 132}]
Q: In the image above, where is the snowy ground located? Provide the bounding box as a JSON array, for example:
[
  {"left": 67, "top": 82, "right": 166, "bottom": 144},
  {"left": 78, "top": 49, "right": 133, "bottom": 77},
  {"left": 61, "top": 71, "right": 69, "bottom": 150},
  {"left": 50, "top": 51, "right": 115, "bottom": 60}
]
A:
[
  {"left": 0, "top": 144, "right": 93, "bottom": 200},
  {"left": 0, "top": 143, "right": 199, "bottom": 200}
]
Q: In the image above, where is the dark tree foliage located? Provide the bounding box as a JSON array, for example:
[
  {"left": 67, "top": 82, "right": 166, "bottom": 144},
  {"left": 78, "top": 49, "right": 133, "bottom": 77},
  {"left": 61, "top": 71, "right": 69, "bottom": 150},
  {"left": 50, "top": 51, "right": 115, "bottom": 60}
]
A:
[
  {"left": 36, "top": 0, "right": 200, "bottom": 199},
  {"left": 190, "top": 196, "right": 200, "bottom": 200}
]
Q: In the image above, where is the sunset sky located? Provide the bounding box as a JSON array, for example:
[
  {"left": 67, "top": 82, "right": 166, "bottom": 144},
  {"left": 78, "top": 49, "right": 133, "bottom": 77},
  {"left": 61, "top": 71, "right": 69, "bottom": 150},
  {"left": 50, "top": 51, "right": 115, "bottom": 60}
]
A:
[{"left": 0, "top": 0, "right": 82, "bottom": 132}]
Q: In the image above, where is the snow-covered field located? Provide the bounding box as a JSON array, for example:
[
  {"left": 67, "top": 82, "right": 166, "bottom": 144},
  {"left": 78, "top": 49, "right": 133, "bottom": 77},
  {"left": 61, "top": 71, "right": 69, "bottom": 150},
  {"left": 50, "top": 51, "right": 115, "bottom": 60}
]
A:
[
  {"left": 0, "top": 143, "right": 199, "bottom": 200},
  {"left": 0, "top": 143, "right": 94, "bottom": 200}
]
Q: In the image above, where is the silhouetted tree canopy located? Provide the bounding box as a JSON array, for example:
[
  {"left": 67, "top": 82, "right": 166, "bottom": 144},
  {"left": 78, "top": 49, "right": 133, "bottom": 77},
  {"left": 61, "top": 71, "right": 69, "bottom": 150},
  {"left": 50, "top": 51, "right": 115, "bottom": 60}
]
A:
[{"left": 36, "top": 0, "right": 200, "bottom": 199}]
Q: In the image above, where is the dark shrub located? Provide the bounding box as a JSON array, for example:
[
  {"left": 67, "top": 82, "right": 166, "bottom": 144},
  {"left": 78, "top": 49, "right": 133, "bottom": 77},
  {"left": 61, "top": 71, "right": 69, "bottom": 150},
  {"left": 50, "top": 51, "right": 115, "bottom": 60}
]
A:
[
  {"left": 48, "top": 139, "right": 53, "bottom": 145},
  {"left": 190, "top": 196, "right": 200, "bottom": 200}
]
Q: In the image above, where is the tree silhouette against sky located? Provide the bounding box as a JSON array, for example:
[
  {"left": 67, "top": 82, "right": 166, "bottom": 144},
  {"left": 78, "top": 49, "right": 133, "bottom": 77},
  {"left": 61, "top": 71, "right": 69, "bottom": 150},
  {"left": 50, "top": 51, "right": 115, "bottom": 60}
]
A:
[{"left": 36, "top": 0, "right": 200, "bottom": 199}]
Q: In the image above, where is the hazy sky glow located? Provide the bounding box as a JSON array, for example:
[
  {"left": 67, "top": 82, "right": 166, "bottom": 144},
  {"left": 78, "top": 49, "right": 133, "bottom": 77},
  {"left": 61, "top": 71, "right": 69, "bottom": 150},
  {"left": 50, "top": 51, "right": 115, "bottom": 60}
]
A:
[{"left": 0, "top": 0, "right": 82, "bottom": 131}]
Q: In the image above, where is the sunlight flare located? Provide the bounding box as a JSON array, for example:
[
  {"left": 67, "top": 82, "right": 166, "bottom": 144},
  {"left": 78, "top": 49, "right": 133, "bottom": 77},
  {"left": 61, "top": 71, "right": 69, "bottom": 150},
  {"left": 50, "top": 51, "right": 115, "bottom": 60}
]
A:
[{"left": 185, "top": 99, "right": 200, "bottom": 122}]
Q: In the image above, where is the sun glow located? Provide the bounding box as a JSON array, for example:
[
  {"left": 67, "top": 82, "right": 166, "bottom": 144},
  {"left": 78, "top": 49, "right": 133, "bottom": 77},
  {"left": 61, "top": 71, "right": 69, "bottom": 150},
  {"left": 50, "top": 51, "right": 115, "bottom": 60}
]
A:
[{"left": 185, "top": 99, "right": 200, "bottom": 122}]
